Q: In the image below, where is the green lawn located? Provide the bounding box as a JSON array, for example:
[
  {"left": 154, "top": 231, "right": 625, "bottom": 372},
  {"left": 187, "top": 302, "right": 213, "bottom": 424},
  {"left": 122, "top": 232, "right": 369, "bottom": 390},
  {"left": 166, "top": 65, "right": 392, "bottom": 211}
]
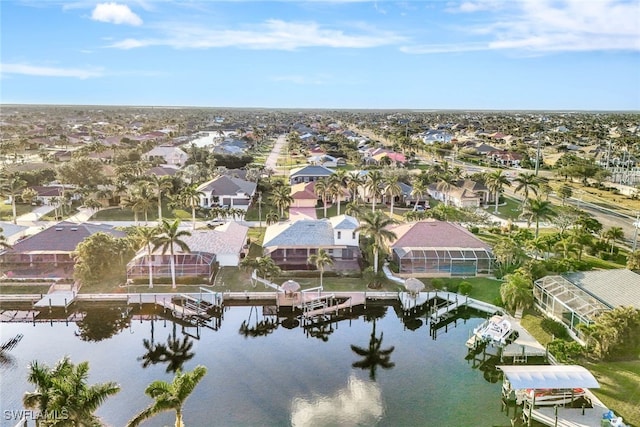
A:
[
  {"left": 0, "top": 284, "right": 52, "bottom": 294},
  {"left": 0, "top": 203, "right": 32, "bottom": 221},
  {"left": 585, "top": 360, "right": 640, "bottom": 427},
  {"left": 90, "top": 204, "right": 195, "bottom": 222},
  {"left": 492, "top": 196, "right": 523, "bottom": 221},
  {"left": 420, "top": 277, "right": 502, "bottom": 304}
]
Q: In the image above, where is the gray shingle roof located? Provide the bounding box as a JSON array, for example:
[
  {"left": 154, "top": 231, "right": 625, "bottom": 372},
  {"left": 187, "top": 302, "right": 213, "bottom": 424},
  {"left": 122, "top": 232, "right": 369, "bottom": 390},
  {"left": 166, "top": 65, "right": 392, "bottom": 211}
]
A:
[
  {"left": 565, "top": 269, "right": 640, "bottom": 309},
  {"left": 197, "top": 175, "right": 256, "bottom": 196},
  {"left": 289, "top": 165, "right": 334, "bottom": 178},
  {"left": 329, "top": 215, "right": 358, "bottom": 230},
  {"left": 263, "top": 219, "right": 334, "bottom": 248},
  {"left": 3, "top": 221, "right": 126, "bottom": 254}
]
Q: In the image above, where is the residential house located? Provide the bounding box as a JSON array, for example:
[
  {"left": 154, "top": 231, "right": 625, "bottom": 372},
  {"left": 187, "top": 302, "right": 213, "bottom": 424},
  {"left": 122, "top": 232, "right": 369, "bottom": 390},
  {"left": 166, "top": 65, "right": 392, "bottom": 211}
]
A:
[
  {"left": 0, "top": 221, "right": 126, "bottom": 279},
  {"left": 28, "top": 186, "right": 64, "bottom": 205},
  {"left": 262, "top": 215, "right": 360, "bottom": 271},
  {"left": 143, "top": 145, "right": 188, "bottom": 166},
  {"left": 421, "top": 129, "right": 453, "bottom": 144},
  {"left": 289, "top": 165, "right": 334, "bottom": 185},
  {"left": 291, "top": 182, "right": 319, "bottom": 208},
  {"left": 387, "top": 220, "right": 493, "bottom": 277},
  {"left": 197, "top": 175, "right": 257, "bottom": 210},
  {"left": 362, "top": 148, "right": 407, "bottom": 166},
  {"left": 534, "top": 269, "right": 640, "bottom": 340},
  {"left": 488, "top": 150, "right": 523, "bottom": 167},
  {"left": 126, "top": 222, "right": 249, "bottom": 283},
  {"left": 308, "top": 154, "right": 339, "bottom": 167},
  {"left": 427, "top": 179, "right": 492, "bottom": 208}
]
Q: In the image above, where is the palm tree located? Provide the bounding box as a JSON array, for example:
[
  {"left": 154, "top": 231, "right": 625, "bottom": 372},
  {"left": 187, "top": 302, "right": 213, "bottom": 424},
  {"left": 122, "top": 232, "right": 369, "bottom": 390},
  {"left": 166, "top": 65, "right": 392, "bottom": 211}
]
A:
[
  {"left": 314, "top": 178, "right": 331, "bottom": 218},
  {"left": 383, "top": 175, "right": 403, "bottom": 218},
  {"left": 180, "top": 184, "right": 204, "bottom": 230},
  {"left": 513, "top": 172, "right": 539, "bottom": 213},
  {"left": 153, "top": 219, "right": 191, "bottom": 289},
  {"left": 330, "top": 169, "right": 348, "bottom": 216},
  {"left": 308, "top": 248, "right": 334, "bottom": 288},
  {"left": 350, "top": 319, "right": 395, "bottom": 380},
  {"left": 0, "top": 176, "right": 26, "bottom": 224},
  {"left": 410, "top": 178, "right": 427, "bottom": 211},
  {"left": 47, "top": 360, "right": 120, "bottom": 426},
  {"left": 604, "top": 226, "right": 624, "bottom": 255},
  {"left": 500, "top": 272, "right": 534, "bottom": 313},
  {"left": 135, "top": 226, "right": 160, "bottom": 288},
  {"left": 523, "top": 198, "right": 556, "bottom": 238},
  {"left": 265, "top": 210, "right": 280, "bottom": 225},
  {"left": 346, "top": 172, "right": 364, "bottom": 204},
  {"left": 270, "top": 185, "right": 293, "bottom": 218},
  {"left": 554, "top": 237, "right": 579, "bottom": 259},
  {"left": 365, "top": 170, "right": 384, "bottom": 212},
  {"left": 484, "top": 170, "right": 510, "bottom": 214},
  {"left": 437, "top": 173, "right": 455, "bottom": 206},
  {"left": 356, "top": 210, "right": 398, "bottom": 273},
  {"left": 127, "top": 365, "right": 207, "bottom": 427},
  {"left": 24, "top": 357, "right": 119, "bottom": 426},
  {"left": 23, "top": 356, "right": 73, "bottom": 416},
  {"left": 344, "top": 201, "right": 362, "bottom": 218},
  {"left": 149, "top": 175, "right": 173, "bottom": 222}
]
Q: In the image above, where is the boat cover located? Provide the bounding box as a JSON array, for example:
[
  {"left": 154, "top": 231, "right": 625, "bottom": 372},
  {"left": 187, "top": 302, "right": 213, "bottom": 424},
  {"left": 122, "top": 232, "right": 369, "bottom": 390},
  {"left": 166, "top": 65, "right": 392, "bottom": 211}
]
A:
[{"left": 497, "top": 365, "right": 600, "bottom": 390}]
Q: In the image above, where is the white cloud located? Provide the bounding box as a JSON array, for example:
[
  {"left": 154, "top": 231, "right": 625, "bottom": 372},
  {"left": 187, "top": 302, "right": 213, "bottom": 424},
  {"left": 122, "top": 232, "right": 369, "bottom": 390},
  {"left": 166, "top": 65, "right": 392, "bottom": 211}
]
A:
[
  {"left": 406, "top": 0, "right": 640, "bottom": 54},
  {"left": 0, "top": 63, "right": 103, "bottom": 79},
  {"left": 91, "top": 2, "right": 142, "bottom": 26},
  {"left": 108, "top": 19, "right": 406, "bottom": 50}
]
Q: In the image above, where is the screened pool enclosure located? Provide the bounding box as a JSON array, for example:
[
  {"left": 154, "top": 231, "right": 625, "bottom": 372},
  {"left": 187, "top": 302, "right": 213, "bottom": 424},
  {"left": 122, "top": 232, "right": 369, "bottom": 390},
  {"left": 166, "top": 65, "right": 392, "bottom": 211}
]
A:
[
  {"left": 392, "top": 247, "right": 493, "bottom": 277},
  {"left": 126, "top": 252, "right": 217, "bottom": 282},
  {"left": 533, "top": 275, "right": 610, "bottom": 338}
]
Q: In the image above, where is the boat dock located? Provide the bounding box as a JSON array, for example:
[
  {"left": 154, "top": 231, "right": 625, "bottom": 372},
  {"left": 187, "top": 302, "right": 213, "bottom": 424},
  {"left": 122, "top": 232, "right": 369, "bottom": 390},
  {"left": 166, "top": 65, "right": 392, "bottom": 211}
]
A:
[
  {"left": 522, "top": 395, "right": 611, "bottom": 427},
  {"left": 33, "top": 283, "right": 78, "bottom": 309}
]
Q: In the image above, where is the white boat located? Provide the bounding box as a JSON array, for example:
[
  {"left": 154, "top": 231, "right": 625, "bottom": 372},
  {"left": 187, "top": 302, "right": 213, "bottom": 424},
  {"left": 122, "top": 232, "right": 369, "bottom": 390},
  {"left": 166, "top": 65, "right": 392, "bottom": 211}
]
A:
[
  {"left": 472, "top": 315, "right": 514, "bottom": 346},
  {"left": 515, "top": 387, "right": 586, "bottom": 406}
]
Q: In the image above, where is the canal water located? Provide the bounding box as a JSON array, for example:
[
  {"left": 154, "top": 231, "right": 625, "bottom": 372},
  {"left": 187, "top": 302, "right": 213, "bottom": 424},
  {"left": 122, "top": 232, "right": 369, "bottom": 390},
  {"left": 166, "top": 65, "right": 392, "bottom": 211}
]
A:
[{"left": 1, "top": 303, "right": 511, "bottom": 427}]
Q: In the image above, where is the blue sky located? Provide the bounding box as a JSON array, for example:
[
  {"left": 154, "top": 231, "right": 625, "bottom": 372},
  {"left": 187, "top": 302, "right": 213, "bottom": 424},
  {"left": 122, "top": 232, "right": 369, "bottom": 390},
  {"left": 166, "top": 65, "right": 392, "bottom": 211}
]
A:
[{"left": 1, "top": 0, "right": 639, "bottom": 110}]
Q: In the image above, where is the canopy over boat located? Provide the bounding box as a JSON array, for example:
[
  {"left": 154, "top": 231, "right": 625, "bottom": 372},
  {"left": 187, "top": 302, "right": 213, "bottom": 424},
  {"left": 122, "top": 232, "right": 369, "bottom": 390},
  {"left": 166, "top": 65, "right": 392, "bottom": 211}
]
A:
[{"left": 497, "top": 365, "right": 600, "bottom": 390}]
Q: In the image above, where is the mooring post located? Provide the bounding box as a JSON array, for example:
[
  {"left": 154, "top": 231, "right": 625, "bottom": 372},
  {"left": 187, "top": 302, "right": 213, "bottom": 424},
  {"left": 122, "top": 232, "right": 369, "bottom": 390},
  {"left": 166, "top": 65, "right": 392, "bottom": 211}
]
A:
[{"left": 49, "top": 298, "right": 52, "bottom": 313}]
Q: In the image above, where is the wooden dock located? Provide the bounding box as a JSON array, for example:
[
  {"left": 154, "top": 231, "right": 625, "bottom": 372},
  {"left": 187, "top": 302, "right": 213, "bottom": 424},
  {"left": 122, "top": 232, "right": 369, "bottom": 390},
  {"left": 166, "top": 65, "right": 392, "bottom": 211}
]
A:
[
  {"left": 522, "top": 396, "right": 611, "bottom": 427},
  {"left": 303, "top": 293, "right": 366, "bottom": 318}
]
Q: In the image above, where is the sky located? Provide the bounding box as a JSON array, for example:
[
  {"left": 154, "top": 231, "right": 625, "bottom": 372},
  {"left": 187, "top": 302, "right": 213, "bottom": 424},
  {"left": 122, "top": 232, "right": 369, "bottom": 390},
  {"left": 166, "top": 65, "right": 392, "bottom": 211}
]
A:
[{"left": 1, "top": 0, "right": 639, "bottom": 110}]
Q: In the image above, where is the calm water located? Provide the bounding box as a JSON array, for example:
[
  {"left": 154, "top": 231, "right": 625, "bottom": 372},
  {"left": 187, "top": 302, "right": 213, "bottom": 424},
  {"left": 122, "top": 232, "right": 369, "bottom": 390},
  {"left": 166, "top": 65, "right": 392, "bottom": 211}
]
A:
[{"left": 0, "top": 303, "right": 510, "bottom": 427}]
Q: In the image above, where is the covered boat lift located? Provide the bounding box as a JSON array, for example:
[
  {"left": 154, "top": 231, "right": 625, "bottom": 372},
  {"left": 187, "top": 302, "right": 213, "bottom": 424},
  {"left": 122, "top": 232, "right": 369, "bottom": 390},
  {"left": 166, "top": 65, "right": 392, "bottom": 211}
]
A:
[{"left": 497, "top": 365, "right": 610, "bottom": 427}]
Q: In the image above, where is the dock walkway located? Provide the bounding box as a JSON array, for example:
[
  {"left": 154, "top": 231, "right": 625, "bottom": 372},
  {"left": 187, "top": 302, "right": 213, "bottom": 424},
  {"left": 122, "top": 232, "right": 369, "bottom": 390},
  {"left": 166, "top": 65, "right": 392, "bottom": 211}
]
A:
[
  {"left": 303, "top": 293, "right": 366, "bottom": 318},
  {"left": 523, "top": 396, "right": 610, "bottom": 427}
]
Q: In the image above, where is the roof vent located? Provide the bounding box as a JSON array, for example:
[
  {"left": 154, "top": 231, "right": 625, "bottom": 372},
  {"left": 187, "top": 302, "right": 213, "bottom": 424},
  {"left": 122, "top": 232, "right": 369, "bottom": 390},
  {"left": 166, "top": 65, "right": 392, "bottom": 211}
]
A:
[
  {"left": 70, "top": 227, "right": 78, "bottom": 231},
  {"left": 55, "top": 227, "right": 63, "bottom": 231}
]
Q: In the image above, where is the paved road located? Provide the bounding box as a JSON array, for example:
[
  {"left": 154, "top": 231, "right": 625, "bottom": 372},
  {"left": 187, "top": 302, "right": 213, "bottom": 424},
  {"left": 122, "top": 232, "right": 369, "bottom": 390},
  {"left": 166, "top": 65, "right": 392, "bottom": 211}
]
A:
[{"left": 265, "top": 134, "right": 287, "bottom": 175}]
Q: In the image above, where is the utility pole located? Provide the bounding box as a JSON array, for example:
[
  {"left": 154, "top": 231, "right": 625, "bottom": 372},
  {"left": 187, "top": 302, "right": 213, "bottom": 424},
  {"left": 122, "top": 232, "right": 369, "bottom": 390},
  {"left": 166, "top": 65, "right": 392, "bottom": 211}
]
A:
[
  {"left": 258, "top": 191, "right": 263, "bottom": 228},
  {"left": 633, "top": 211, "right": 639, "bottom": 253},
  {"left": 534, "top": 139, "right": 541, "bottom": 176}
]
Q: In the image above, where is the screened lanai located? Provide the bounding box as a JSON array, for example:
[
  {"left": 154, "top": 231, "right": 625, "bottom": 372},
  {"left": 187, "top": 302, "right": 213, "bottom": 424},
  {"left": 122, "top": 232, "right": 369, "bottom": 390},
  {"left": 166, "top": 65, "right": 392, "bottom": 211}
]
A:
[
  {"left": 533, "top": 275, "right": 610, "bottom": 337},
  {"left": 393, "top": 246, "right": 493, "bottom": 277},
  {"left": 126, "top": 252, "right": 217, "bottom": 282}
]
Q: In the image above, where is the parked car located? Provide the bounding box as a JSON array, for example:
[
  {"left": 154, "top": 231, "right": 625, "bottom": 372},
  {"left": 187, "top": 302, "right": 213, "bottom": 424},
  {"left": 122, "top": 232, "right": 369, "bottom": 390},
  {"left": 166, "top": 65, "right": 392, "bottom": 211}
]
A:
[{"left": 206, "top": 219, "right": 225, "bottom": 228}]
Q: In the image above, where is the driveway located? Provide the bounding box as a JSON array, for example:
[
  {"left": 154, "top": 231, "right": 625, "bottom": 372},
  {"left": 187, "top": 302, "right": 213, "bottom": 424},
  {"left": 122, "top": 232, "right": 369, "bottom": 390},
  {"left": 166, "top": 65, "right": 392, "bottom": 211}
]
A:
[
  {"left": 289, "top": 207, "right": 317, "bottom": 220},
  {"left": 265, "top": 134, "right": 287, "bottom": 175}
]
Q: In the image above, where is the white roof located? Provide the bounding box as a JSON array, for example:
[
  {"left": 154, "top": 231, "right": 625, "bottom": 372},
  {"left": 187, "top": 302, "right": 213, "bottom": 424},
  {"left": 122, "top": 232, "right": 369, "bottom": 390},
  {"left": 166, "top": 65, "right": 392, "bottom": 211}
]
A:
[{"left": 497, "top": 365, "right": 600, "bottom": 390}]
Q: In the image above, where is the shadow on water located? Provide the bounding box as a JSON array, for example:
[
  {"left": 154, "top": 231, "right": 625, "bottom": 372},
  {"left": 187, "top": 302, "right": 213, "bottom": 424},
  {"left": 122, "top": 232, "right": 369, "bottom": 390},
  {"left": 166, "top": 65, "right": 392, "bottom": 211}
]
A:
[{"left": 75, "top": 304, "right": 132, "bottom": 342}]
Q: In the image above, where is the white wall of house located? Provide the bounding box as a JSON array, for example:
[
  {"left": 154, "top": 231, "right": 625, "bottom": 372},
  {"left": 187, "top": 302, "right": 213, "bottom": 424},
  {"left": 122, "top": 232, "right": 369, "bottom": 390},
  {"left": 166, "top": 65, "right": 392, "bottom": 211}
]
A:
[
  {"left": 334, "top": 228, "right": 359, "bottom": 246},
  {"left": 216, "top": 253, "right": 240, "bottom": 267}
]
